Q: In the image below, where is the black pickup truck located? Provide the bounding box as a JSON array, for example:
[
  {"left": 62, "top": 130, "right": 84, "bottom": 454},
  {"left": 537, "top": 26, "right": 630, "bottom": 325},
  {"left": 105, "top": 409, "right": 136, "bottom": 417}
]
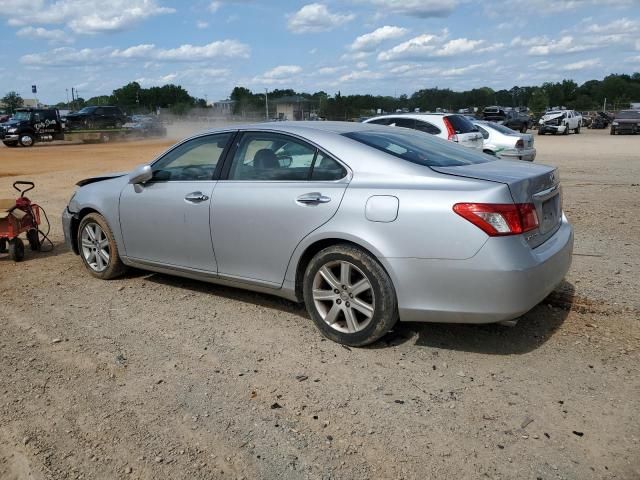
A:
[
  {"left": 0, "top": 108, "right": 64, "bottom": 147},
  {"left": 482, "top": 106, "right": 531, "bottom": 133}
]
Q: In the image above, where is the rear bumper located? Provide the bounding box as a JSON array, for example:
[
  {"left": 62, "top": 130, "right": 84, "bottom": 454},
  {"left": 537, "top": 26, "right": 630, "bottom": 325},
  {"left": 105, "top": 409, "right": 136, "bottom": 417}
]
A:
[
  {"left": 386, "top": 216, "right": 573, "bottom": 324},
  {"left": 499, "top": 148, "right": 536, "bottom": 162}
]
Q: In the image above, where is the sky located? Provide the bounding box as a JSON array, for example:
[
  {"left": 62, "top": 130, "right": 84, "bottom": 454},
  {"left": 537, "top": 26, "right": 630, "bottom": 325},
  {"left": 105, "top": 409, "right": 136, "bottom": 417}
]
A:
[{"left": 0, "top": 0, "right": 639, "bottom": 104}]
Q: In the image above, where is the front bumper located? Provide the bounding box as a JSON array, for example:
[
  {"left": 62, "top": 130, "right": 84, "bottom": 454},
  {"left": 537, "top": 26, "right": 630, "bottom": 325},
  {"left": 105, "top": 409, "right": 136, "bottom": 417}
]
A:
[
  {"left": 62, "top": 207, "right": 78, "bottom": 253},
  {"left": 499, "top": 147, "right": 536, "bottom": 162},
  {"left": 1, "top": 134, "right": 18, "bottom": 141},
  {"left": 539, "top": 124, "right": 567, "bottom": 134},
  {"left": 386, "top": 216, "right": 574, "bottom": 324}
]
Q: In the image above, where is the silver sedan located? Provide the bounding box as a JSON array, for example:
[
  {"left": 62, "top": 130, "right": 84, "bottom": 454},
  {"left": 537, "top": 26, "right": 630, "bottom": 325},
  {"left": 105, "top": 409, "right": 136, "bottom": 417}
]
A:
[
  {"left": 62, "top": 122, "right": 573, "bottom": 346},
  {"left": 473, "top": 120, "right": 537, "bottom": 161}
]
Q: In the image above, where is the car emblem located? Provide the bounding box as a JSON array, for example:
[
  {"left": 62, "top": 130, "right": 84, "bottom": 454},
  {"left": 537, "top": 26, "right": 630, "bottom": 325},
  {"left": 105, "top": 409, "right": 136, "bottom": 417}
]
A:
[{"left": 549, "top": 172, "right": 555, "bottom": 183}]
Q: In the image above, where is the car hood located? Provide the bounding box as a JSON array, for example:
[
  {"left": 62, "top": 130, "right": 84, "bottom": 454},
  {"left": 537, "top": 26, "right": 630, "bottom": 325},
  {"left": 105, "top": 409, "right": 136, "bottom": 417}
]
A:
[
  {"left": 76, "top": 171, "right": 128, "bottom": 187},
  {"left": 541, "top": 112, "right": 564, "bottom": 122}
]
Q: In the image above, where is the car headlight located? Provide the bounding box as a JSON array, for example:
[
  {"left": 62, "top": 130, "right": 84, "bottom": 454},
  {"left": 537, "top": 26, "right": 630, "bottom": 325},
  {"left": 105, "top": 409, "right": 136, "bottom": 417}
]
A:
[{"left": 612, "top": 122, "right": 619, "bottom": 126}]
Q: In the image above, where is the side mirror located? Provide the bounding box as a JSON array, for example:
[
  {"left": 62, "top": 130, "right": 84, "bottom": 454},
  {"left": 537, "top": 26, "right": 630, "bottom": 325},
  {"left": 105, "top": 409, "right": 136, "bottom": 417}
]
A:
[{"left": 129, "top": 164, "right": 152, "bottom": 184}]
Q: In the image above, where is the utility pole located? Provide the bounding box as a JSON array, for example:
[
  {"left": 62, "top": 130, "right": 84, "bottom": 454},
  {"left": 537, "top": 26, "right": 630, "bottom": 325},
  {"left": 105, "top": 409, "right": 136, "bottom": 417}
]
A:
[
  {"left": 265, "top": 88, "right": 269, "bottom": 120},
  {"left": 65, "top": 88, "right": 69, "bottom": 108},
  {"left": 603, "top": 97, "right": 607, "bottom": 112}
]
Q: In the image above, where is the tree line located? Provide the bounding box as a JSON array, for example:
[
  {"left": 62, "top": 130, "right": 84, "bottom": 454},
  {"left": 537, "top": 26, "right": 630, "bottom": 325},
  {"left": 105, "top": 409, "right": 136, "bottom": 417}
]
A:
[
  {"left": 2, "top": 73, "right": 639, "bottom": 117},
  {"left": 229, "top": 73, "right": 640, "bottom": 119}
]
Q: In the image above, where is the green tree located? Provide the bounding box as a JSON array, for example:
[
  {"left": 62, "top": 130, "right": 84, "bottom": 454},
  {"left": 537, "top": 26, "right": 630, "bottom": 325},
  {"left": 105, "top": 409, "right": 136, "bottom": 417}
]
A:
[
  {"left": 528, "top": 88, "right": 549, "bottom": 115},
  {"left": 1, "top": 91, "right": 24, "bottom": 114}
]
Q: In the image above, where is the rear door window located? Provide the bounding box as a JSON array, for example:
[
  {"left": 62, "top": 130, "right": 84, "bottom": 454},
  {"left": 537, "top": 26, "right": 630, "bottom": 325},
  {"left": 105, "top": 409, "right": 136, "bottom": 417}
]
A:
[
  {"left": 414, "top": 120, "right": 441, "bottom": 135},
  {"left": 228, "top": 132, "right": 316, "bottom": 181},
  {"left": 391, "top": 118, "right": 415, "bottom": 129}
]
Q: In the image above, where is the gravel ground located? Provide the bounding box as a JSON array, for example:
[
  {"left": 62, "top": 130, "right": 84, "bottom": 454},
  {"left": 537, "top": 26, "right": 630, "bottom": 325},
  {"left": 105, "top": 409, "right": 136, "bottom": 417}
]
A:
[{"left": 1, "top": 128, "right": 639, "bottom": 480}]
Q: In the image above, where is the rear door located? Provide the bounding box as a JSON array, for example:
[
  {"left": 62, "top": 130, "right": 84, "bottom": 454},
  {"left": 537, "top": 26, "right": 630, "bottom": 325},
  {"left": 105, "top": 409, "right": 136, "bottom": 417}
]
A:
[
  {"left": 211, "top": 131, "right": 350, "bottom": 286},
  {"left": 119, "top": 132, "right": 234, "bottom": 271}
]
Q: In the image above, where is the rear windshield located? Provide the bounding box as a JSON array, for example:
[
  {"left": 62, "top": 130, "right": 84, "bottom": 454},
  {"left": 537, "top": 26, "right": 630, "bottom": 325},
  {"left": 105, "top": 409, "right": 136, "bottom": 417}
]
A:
[
  {"left": 484, "top": 122, "right": 518, "bottom": 135},
  {"left": 446, "top": 114, "right": 478, "bottom": 134},
  {"left": 343, "top": 129, "right": 492, "bottom": 167},
  {"left": 617, "top": 110, "right": 640, "bottom": 119}
]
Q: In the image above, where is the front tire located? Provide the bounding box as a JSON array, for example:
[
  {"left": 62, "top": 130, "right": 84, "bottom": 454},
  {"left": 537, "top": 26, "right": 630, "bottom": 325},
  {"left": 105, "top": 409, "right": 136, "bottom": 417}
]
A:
[
  {"left": 19, "top": 133, "right": 35, "bottom": 147},
  {"left": 303, "top": 245, "right": 398, "bottom": 346},
  {"left": 575, "top": 124, "right": 581, "bottom": 134},
  {"left": 77, "top": 213, "right": 126, "bottom": 279},
  {"left": 8, "top": 238, "right": 25, "bottom": 261}
]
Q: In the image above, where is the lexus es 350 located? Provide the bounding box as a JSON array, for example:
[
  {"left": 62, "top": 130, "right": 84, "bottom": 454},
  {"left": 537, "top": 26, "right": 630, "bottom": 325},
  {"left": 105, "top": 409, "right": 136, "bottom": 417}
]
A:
[{"left": 62, "top": 122, "right": 573, "bottom": 346}]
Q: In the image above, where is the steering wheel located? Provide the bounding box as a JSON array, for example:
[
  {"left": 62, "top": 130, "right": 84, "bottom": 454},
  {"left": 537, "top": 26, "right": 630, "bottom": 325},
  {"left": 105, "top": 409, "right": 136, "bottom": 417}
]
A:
[{"left": 182, "top": 166, "right": 209, "bottom": 180}]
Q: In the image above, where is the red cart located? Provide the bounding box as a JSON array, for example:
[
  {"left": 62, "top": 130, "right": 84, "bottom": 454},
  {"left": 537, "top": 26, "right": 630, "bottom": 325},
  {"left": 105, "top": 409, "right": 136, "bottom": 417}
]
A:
[{"left": 0, "top": 181, "right": 41, "bottom": 262}]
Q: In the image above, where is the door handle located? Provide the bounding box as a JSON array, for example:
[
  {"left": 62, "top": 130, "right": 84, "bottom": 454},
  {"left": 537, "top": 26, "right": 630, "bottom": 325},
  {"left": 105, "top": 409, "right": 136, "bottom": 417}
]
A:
[
  {"left": 184, "top": 191, "right": 209, "bottom": 203},
  {"left": 296, "top": 192, "right": 331, "bottom": 205}
]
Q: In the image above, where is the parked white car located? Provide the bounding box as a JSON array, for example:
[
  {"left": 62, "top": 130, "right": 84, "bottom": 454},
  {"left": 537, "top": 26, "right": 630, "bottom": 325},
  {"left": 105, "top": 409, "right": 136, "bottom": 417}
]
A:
[
  {"left": 363, "top": 113, "right": 484, "bottom": 150},
  {"left": 473, "top": 121, "right": 536, "bottom": 162},
  {"left": 538, "top": 110, "right": 582, "bottom": 135}
]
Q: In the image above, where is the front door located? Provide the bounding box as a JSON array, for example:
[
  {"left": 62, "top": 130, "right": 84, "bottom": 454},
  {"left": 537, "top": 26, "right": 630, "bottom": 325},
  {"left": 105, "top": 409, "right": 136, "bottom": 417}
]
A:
[
  {"left": 119, "top": 132, "right": 234, "bottom": 272},
  {"left": 211, "top": 131, "right": 350, "bottom": 286}
]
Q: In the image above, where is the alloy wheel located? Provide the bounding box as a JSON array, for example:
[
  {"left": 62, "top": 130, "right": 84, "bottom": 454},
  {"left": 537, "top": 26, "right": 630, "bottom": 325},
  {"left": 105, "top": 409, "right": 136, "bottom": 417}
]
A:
[
  {"left": 81, "top": 222, "right": 110, "bottom": 272},
  {"left": 312, "top": 260, "right": 375, "bottom": 334}
]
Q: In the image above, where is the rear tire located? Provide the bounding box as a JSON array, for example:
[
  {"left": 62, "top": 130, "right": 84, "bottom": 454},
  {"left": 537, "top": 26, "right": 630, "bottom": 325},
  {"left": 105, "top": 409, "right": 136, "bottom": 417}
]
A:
[
  {"left": 610, "top": 128, "right": 615, "bottom": 135},
  {"left": 27, "top": 228, "right": 41, "bottom": 251},
  {"left": 303, "top": 244, "right": 398, "bottom": 347},
  {"left": 8, "top": 238, "right": 25, "bottom": 262},
  {"left": 563, "top": 124, "right": 569, "bottom": 135},
  {"left": 77, "top": 213, "right": 126, "bottom": 279},
  {"left": 575, "top": 124, "right": 581, "bottom": 134}
]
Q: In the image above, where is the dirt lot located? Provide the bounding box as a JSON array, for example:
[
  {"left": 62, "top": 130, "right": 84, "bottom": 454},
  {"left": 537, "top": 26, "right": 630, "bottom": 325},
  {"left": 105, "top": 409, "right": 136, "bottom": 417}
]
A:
[{"left": 1, "top": 128, "right": 639, "bottom": 480}]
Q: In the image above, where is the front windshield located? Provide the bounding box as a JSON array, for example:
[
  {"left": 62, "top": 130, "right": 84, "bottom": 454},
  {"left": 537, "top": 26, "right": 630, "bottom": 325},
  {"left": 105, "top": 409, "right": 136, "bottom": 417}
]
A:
[
  {"left": 76, "top": 107, "right": 96, "bottom": 114},
  {"left": 343, "top": 128, "right": 492, "bottom": 167},
  {"left": 547, "top": 111, "right": 564, "bottom": 115},
  {"left": 617, "top": 111, "right": 640, "bottom": 119},
  {"left": 13, "top": 111, "right": 31, "bottom": 121}
]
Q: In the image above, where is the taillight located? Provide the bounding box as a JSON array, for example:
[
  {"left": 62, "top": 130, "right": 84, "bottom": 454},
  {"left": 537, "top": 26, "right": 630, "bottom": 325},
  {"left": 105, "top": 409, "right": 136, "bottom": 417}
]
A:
[
  {"left": 443, "top": 117, "right": 458, "bottom": 142},
  {"left": 515, "top": 139, "right": 524, "bottom": 149},
  {"left": 453, "top": 203, "right": 539, "bottom": 236}
]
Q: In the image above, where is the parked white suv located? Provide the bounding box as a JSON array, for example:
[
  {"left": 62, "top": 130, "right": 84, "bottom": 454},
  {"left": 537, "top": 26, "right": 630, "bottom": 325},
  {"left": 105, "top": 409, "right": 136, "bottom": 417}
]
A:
[
  {"left": 363, "top": 113, "right": 484, "bottom": 150},
  {"left": 538, "top": 110, "right": 582, "bottom": 135}
]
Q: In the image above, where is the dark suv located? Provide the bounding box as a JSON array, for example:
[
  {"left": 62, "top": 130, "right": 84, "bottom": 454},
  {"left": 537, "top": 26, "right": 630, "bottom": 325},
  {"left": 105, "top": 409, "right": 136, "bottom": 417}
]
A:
[
  {"left": 65, "top": 106, "right": 128, "bottom": 130},
  {"left": 610, "top": 110, "right": 640, "bottom": 135}
]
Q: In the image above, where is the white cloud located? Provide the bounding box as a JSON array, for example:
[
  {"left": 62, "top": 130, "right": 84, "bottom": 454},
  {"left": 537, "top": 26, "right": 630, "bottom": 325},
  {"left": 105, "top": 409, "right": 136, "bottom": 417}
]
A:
[
  {"left": 585, "top": 17, "right": 640, "bottom": 34},
  {"left": 349, "top": 25, "right": 408, "bottom": 51},
  {"left": 339, "top": 70, "right": 383, "bottom": 82},
  {"left": 208, "top": 1, "right": 221, "bottom": 12},
  {"left": 562, "top": 58, "right": 601, "bottom": 71},
  {"left": 20, "top": 40, "right": 250, "bottom": 66},
  {"left": 287, "top": 3, "right": 355, "bottom": 33},
  {"left": 196, "top": 21, "right": 209, "bottom": 29},
  {"left": 0, "top": 0, "right": 175, "bottom": 34},
  {"left": 377, "top": 34, "right": 493, "bottom": 61},
  {"left": 526, "top": 36, "right": 598, "bottom": 56},
  {"left": 317, "top": 66, "right": 345, "bottom": 75},
  {"left": 15, "top": 26, "right": 72, "bottom": 44},
  {"left": 262, "top": 65, "right": 303, "bottom": 79},
  {"left": 358, "top": 0, "right": 457, "bottom": 18},
  {"left": 155, "top": 40, "right": 250, "bottom": 61}
]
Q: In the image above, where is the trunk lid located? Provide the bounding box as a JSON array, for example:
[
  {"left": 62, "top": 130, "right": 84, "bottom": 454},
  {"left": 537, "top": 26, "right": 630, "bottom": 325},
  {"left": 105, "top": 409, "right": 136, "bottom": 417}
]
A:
[{"left": 432, "top": 160, "right": 562, "bottom": 248}]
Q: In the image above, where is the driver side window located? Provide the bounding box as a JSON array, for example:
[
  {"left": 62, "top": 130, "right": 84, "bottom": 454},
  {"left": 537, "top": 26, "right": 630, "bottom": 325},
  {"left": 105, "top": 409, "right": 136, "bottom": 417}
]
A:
[{"left": 152, "top": 133, "right": 232, "bottom": 181}]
